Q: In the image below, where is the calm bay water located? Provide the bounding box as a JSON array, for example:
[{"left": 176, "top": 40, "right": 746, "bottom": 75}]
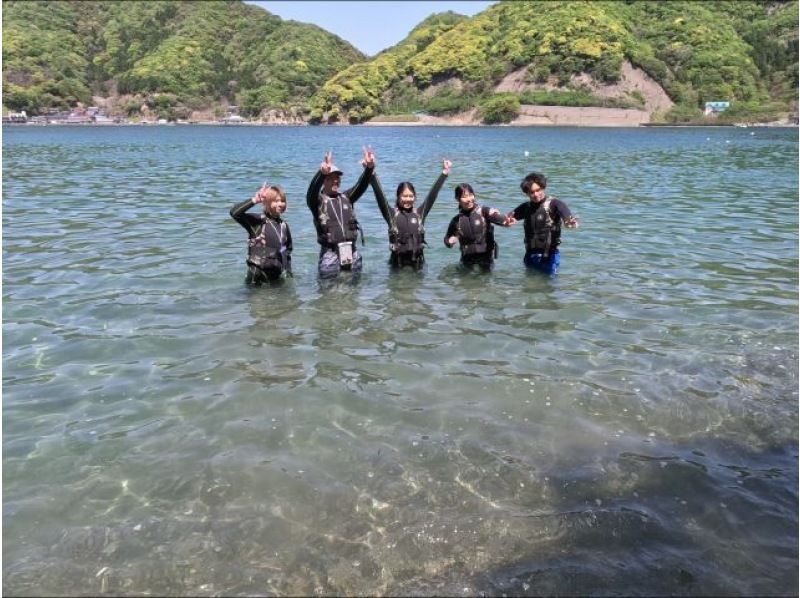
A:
[{"left": 3, "top": 125, "right": 798, "bottom": 596}]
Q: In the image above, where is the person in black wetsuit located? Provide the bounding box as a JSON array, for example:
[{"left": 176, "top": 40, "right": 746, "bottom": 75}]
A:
[
  {"left": 444, "top": 183, "right": 511, "bottom": 270},
  {"left": 306, "top": 148, "right": 375, "bottom": 278},
  {"left": 506, "top": 172, "right": 578, "bottom": 276},
  {"left": 370, "top": 158, "right": 452, "bottom": 269},
  {"left": 230, "top": 183, "right": 292, "bottom": 284}
]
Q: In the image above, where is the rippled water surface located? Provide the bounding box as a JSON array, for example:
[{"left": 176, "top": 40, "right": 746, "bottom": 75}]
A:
[{"left": 3, "top": 125, "right": 798, "bottom": 596}]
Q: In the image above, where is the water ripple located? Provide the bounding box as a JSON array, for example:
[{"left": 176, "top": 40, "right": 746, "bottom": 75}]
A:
[{"left": 3, "top": 125, "right": 797, "bottom": 596}]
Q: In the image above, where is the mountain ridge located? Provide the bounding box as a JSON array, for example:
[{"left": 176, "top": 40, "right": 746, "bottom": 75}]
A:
[{"left": 3, "top": 0, "right": 797, "bottom": 124}]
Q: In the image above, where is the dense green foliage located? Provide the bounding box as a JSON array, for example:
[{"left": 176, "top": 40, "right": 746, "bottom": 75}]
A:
[
  {"left": 480, "top": 94, "right": 520, "bottom": 124},
  {"left": 2, "top": 0, "right": 364, "bottom": 117},
  {"left": 3, "top": 0, "right": 797, "bottom": 123},
  {"left": 311, "top": 0, "right": 798, "bottom": 123},
  {"left": 307, "top": 12, "right": 466, "bottom": 123}
]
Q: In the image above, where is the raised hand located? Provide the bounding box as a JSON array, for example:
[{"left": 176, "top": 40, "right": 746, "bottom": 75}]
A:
[
  {"left": 252, "top": 182, "right": 268, "bottom": 204},
  {"left": 442, "top": 158, "right": 452, "bottom": 175},
  {"left": 361, "top": 145, "right": 375, "bottom": 169},
  {"left": 320, "top": 151, "right": 333, "bottom": 175}
]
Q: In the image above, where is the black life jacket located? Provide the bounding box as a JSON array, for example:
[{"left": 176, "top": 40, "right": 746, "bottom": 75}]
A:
[
  {"left": 318, "top": 193, "right": 359, "bottom": 247},
  {"left": 526, "top": 198, "right": 560, "bottom": 257},
  {"left": 456, "top": 205, "right": 495, "bottom": 256},
  {"left": 248, "top": 216, "right": 289, "bottom": 272},
  {"left": 390, "top": 208, "right": 425, "bottom": 257}
]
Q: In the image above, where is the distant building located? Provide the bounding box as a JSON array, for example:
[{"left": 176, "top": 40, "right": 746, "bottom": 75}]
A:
[
  {"left": 704, "top": 101, "right": 730, "bottom": 116},
  {"left": 2, "top": 110, "right": 27, "bottom": 123}
]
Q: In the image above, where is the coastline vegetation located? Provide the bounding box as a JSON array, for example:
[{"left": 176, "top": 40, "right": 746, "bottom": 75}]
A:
[
  {"left": 2, "top": 0, "right": 364, "bottom": 120},
  {"left": 313, "top": 0, "right": 797, "bottom": 125},
  {"left": 2, "top": 0, "right": 797, "bottom": 125}
]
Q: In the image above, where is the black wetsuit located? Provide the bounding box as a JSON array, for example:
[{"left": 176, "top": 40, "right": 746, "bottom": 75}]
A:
[
  {"left": 306, "top": 166, "right": 373, "bottom": 276},
  {"left": 510, "top": 196, "right": 573, "bottom": 256},
  {"left": 371, "top": 172, "right": 447, "bottom": 268},
  {"left": 444, "top": 204, "right": 507, "bottom": 269},
  {"left": 230, "top": 198, "right": 292, "bottom": 283}
]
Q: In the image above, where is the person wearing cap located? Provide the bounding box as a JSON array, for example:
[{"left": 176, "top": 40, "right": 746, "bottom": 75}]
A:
[
  {"left": 506, "top": 172, "right": 578, "bottom": 276},
  {"left": 230, "top": 183, "right": 293, "bottom": 284},
  {"left": 370, "top": 158, "right": 452, "bottom": 269},
  {"left": 306, "top": 148, "right": 375, "bottom": 277}
]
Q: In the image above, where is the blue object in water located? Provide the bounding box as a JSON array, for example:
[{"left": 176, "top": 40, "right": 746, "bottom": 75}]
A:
[{"left": 524, "top": 249, "right": 560, "bottom": 275}]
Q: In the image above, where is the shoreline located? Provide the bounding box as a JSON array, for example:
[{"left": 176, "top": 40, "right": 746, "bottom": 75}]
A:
[{"left": 5, "top": 121, "right": 797, "bottom": 128}]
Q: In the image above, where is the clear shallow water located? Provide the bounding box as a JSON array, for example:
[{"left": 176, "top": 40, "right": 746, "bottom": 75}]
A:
[{"left": 3, "top": 125, "right": 798, "bottom": 596}]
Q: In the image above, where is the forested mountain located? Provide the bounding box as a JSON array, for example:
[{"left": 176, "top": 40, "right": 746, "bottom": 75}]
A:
[
  {"left": 312, "top": 0, "right": 798, "bottom": 124},
  {"left": 2, "top": 0, "right": 797, "bottom": 123},
  {"left": 2, "top": 0, "right": 364, "bottom": 119}
]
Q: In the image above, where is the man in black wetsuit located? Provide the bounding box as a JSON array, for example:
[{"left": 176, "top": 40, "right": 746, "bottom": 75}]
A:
[
  {"left": 507, "top": 172, "right": 578, "bottom": 275},
  {"left": 306, "top": 148, "right": 375, "bottom": 278}
]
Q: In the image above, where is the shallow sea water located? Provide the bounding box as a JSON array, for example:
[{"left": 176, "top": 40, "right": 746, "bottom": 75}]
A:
[{"left": 3, "top": 125, "right": 798, "bottom": 596}]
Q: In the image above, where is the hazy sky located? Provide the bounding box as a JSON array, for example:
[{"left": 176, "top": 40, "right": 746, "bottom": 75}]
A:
[{"left": 246, "top": 1, "right": 496, "bottom": 56}]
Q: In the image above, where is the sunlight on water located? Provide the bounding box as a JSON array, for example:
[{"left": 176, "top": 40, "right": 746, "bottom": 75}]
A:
[{"left": 3, "top": 125, "right": 798, "bottom": 595}]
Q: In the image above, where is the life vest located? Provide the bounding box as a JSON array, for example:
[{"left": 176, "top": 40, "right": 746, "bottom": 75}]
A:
[
  {"left": 456, "top": 205, "right": 496, "bottom": 256},
  {"left": 526, "top": 198, "right": 560, "bottom": 257},
  {"left": 248, "top": 216, "right": 289, "bottom": 272},
  {"left": 390, "top": 208, "right": 425, "bottom": 257},
  {"left": 318, "top": 193, "right": 359, "bottom": 247}
]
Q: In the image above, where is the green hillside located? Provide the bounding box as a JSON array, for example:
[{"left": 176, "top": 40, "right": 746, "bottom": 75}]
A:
[
  {"left": 2, "top": 0, "right": 365, "bottom": 118},
  {"left": 3, "top": 0, "right": 797, "bottom": 123},
  {"left": 312, "top": 0, "right": 798, "bottom": 124}
]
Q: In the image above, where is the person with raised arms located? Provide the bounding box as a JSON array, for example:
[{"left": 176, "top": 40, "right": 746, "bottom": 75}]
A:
[
  {"left": 370, "top": 158, "right": 452, "bottom": 269},
  {"left": 306, "top": 148, "right": 375, "bottom": 278},
  {"left": 230, "top": 183, "right": 292, "bottom": 284}
]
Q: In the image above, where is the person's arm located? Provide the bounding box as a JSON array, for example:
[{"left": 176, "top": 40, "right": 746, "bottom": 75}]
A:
[
  {"left": 306, "top": 170, "right": 324, "bottom": 214},
  {"left": 345, "top": 165, "right": 374, "bottom": 204},
  {"left": 370, "top": 173, "right": 393, "bottom": 226},
  {"left": 419, "top": 159, "right": 451, "bottom": 222},
  {"left": 344, "top": 146, "right": 376, "bottom": 203},
  {"left": 230, "top": 189, "right": 264, "bottom": 236},
  {"left": 283, "top": 222, "right": 293, "bottom": 275},
  {"left": 484, "top": 206, "right": 511, "bottom": 227},
  {"left": 552, "top": 197, "right": 579, "bottom": 228},
  {"left": 285, "top": 222, "right": 293, "bottom": 253},
  {"left": 506, "top": 202, "right": 528, "bottom": 225},
  {"left": 308, "top": 151, "right": 335, "bottom": 213},
  {"left": 444, "top": 216, "right": 459, "bottom": 247}
]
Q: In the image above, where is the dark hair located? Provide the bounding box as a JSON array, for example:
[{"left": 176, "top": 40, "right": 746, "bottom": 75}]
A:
[
  {"left": 395, "top": 181, "right": 416, "bottom": 207},
  {"left": 454, "top": 183, "right": 475, "bottom": 200},
  {"left": 520, "top": 172, "right": 547, "bottom": 194}
]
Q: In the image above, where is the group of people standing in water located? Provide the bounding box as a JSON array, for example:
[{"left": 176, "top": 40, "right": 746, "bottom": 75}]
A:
[{"left": 230, "top": 147, "right": 578, "bottom": 284}]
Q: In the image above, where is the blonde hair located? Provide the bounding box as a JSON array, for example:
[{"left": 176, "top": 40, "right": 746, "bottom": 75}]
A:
[{"left": 263, "top": 185, "right": 287, "bottom": 208}]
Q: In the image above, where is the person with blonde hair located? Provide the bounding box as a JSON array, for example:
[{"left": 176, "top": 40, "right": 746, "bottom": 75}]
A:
[{"left": 230, "top": 183, "right": 292, "bottom": 284}]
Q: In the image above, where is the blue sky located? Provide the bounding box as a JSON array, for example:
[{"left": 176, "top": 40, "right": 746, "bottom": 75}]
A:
[{"left": 246, "top": 1, "right": 496, "bottom": 56}]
